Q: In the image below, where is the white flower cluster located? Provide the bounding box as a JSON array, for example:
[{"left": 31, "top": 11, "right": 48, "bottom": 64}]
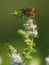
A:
[
  {"left": 8, "top": 49, "right": 23, "bottom": 65},
  {"left": 24, "top": 18, "right": 38, "bottom": 37},
  {"left": 23, "top": 18, "right": 38, "bottom": 43},
  {"left": 45, "top": 56, "right": 49, "bottom": 65}
]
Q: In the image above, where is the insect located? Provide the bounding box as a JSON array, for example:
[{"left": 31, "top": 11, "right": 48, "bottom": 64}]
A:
[{"left": 20, "top": 7, "right": 35, "bottom": 18}]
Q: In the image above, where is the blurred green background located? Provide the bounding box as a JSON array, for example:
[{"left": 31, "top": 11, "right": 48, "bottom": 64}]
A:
[{"left": 0, "top": 0, "right": 49, "bottom": 65}]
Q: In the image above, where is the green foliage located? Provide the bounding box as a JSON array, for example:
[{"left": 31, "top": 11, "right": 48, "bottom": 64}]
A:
[
  {"left": 17, "top": 29, "right": 26, "bottom": 36},
  {"left": 6, "top": 44, "right": 16, "bottom": 53}
]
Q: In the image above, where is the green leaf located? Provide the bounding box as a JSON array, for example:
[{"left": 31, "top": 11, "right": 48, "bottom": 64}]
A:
[
  {"left": 24, "top": 48, "right": 29, "bottom": 52},
  {"left": 12, "top": 10, "right": 18, "bottom": 15},
  {"left": 26, "top": 55, "right": 33, "bottom": 60},
  {"left": 23, "top": 52, "right": 26, "bottom": 56},
  {"left": 32, "top": 48, "right": 37, "bottom": 52},
  {"left": 32, "top": 42, "right": 35, "bottom": 47},
  {"left": 17, "top": 29, "right": 26, "bottom": 35}
]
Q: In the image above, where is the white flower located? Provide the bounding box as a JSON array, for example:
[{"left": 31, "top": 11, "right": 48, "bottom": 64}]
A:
[
  {"left": 33, "top": 30, "right": 38, "bottom": 36},
  {"left": 11, "top": 53, "right": 22, "bottom": 63},
  {"left": 13, "top": 49, "right": 17, "bottom": 53},
  {"left": 28, "top": 18, "right": 34, "bottom": 23},
  {"left": 23, "top": 24, "right": 30, "bottom": 29},
  {"left": 9, "top": 52, "right": 23, "bottom": 65},
  {"left": 25, "top": 31, "right": 30, "bottom": 37},
  {"left": 31, "top": 24, "right": 37, "bottom": 30},
  {"left": 25, "top": 30, "right": 38, "bottom": 37},
  {"left": 45, "top": 57, "right": 49, "bottom": 63},
  {"left": 8, "top": 45, "right": 24, "bottom": 65},
  {"left": 23, "top": 24, "right": 29, "bottom": 27}
]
